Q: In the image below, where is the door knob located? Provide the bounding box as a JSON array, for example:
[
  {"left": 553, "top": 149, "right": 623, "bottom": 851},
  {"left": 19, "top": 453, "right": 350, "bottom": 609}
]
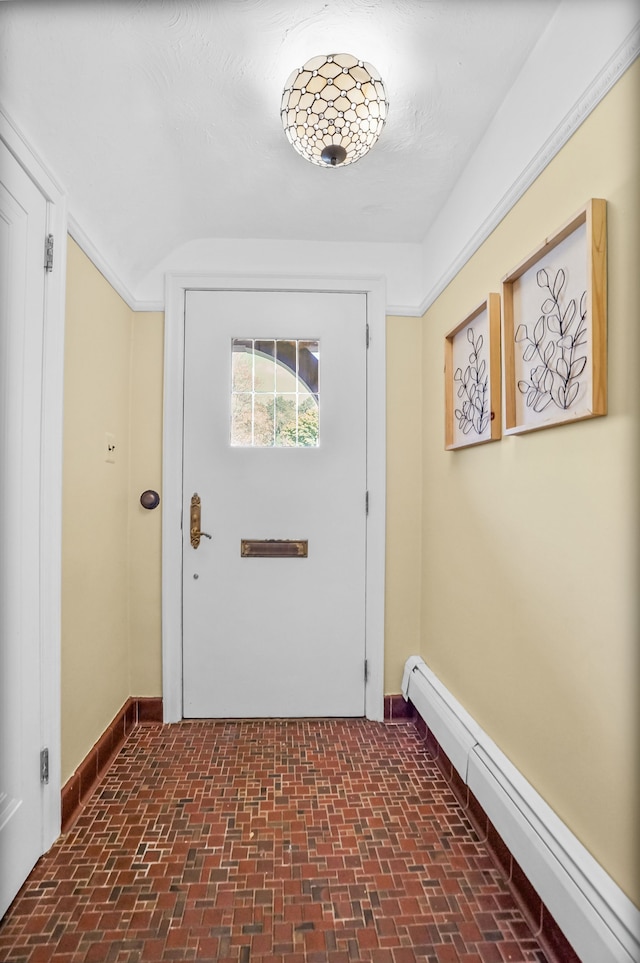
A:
[
  {"left": 190, "top": 493, "right": 212, "bottom": 548},
  {"left": 140, "top": 489, "right": 160, "bottom": 510}
]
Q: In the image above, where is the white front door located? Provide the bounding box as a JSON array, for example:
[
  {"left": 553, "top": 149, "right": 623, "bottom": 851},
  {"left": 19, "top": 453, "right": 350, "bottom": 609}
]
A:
[
  {"left": 182, "top": 289, "right": 368, "bottom": 717},
  {"left": 0, "top": 140, "right": 47, "bottom": 917}
]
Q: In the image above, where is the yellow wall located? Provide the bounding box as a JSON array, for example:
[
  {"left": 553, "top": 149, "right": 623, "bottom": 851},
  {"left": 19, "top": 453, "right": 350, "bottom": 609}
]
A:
[
  {"left": 128, "top": 312, "right": 164, "bottom": 696},
  {"left": 418, "top": 61, "right": 639, "bottom": 903},
  {"left": 62, "top": 239, "right": 133, "bottom": 781},
  {"left": 62, "top": 240, "right": 163, "bottom": 782}
]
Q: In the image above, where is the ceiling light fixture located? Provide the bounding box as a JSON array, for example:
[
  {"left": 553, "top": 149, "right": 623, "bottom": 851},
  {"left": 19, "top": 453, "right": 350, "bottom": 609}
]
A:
[{"left": 281, "top": 53, "right": 388, "bottom": 167}]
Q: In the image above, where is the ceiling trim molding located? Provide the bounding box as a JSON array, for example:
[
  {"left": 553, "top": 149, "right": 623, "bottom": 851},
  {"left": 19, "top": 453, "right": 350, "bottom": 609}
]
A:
[
  {"left": 414, "top": 21, "right": 640, "bottom": 319},
  {"left": 385, "top": 302, "right": 424, "bottom": 319},
  {"left": 131, "top": 299, "right": 165, "bottom": 313},
  {"left": 67, "top": 215, "right": 139, "bottom": 311}
]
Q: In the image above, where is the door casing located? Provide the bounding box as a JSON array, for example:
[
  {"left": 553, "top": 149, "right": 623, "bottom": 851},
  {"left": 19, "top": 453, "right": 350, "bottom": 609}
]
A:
[
  {"left": 162, "top": 274, "right": 386, "bottom": 722},
  {"left": 0, "top": 108, "right": 66, "bottom": 866}
]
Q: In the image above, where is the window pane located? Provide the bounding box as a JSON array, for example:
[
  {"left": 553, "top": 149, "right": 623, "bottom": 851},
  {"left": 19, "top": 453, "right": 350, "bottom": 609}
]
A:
[
  {"left": 275, "top": 394, "right": 297, "bottom": 446},
  {"left": 299, "top": 341, "right": 319, "bottom": 394},
  {"left": 232, "top": 340, "right": 253, "bottom": 392},
  {"left": 297, "top": 394, "right": 319, "bottom": 447},
  {"left": 230, "top": 339, "right": 319, "bottom": 447},
  {"left": 254, "top": 341, "right": 276, "bottom": 392},
  {"left": 275, "top": 341, "right": 298, "bottom": 391},
  {"left": 252, "top": 394, "right": 275, "bottom": 446},
  {"left": 231, "top": 393, "right": 253, "bottom": 446}
]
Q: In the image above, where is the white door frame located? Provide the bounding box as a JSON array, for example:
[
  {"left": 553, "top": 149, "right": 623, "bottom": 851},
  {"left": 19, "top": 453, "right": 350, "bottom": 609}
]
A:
[
  {"left": 0, "top": 107, "right": 67, "bottom": 851},
  {"left": 163, "top": 274, "right": 386, "bottom": 723}
]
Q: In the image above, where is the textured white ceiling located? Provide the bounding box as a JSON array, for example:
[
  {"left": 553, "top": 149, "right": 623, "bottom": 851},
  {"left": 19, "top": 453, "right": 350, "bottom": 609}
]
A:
[{"left": 0, "top": 0, "right": 562, "bottom": 288}]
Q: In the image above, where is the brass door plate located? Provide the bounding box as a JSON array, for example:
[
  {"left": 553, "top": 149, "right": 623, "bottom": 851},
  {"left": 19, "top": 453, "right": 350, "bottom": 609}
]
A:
[
  {"left": 190, "top": 493, "right": 202, "bottom": 548},
  {"left": 241, "top": 539, "right": 308, "bottom": 558}
]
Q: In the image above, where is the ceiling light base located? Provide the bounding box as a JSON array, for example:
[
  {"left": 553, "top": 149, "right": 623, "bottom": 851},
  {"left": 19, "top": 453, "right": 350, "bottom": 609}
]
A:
[{"left": 321, "top": 145, "right": 347, "bottom": 167}]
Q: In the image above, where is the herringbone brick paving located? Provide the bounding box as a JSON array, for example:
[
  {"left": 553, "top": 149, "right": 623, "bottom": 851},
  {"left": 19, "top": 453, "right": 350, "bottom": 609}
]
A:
[{"left": 0, "top": 720, "right": 549, "bottom": 962}]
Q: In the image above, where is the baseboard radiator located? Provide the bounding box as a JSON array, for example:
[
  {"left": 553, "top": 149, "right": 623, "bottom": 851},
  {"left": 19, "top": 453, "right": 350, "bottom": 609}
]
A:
[{"left": 402, "top": 657, "right": 639, "bottom": 963}]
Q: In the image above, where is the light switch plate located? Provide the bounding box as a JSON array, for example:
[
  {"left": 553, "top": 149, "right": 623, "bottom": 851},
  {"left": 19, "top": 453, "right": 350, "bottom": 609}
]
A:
[{"left": 105, "top": 432, "right": 116, "bottom": 463}]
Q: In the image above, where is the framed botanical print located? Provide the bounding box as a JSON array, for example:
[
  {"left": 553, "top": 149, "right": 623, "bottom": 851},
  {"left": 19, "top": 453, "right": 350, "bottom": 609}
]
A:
[
  {"left": 445, "top": 294, "right": 501, "bottom": 450},
  {"left": 502, "top": 199, "right": 607, "bottom": 434}
]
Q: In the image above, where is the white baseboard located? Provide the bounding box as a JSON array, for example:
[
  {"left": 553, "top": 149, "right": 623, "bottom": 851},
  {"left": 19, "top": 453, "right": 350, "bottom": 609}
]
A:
[{"left": 404, "top": 657, "right": 640, "bottom": 963}]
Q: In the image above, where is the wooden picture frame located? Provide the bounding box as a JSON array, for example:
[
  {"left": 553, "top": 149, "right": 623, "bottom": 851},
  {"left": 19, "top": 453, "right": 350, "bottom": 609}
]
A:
[
  {"left": 445, "top": 293, "right": 501, "bottom": 450},
  {"left": 502, "top": 198, "right": 607, "bottom": 434}
]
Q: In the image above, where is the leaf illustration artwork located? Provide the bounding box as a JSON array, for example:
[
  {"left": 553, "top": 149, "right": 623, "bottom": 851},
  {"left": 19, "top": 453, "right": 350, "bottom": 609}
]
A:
[
  {"left": 515, "top": 267, "right": 587, "bottom": 413},
  {"left": 453, "top": 326, "right": 490, "bottom": 436}
]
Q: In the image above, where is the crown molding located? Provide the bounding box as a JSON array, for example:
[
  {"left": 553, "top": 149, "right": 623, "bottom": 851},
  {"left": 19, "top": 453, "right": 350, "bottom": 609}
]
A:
[
  {"left": 414, "top": 22, "right": 640, "bottom": 318},
  {"left": 67, "top": 215, "right": 139, "bottom": 312},
  {"left": 386, "top": 302, "right": 424, "bottom": 318},
  {"left": 130, "top": 300, "right": 165, "bottom": 313}
]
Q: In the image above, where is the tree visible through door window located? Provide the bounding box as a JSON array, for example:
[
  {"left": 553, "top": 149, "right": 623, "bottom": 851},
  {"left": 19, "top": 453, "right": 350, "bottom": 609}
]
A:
[{"left": 231, "top": 339, "right": 319, "bottom": 447}]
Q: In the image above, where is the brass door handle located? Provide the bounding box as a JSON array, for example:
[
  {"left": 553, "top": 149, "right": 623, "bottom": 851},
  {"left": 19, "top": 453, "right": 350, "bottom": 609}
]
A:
[{"left": 190, "top": 493, "right": 212, "bottom": 548}]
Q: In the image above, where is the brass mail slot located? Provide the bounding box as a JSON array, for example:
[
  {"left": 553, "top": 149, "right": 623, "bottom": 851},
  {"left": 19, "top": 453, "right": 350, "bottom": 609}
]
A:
[{"left": 241, "top": 539, "right": 308, "bottom": 558}]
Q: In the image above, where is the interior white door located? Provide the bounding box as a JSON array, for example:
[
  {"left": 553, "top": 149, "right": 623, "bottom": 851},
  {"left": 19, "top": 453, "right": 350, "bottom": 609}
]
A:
[
  {"left": 182, "top": 289, "right": 368, "bottom": 717},
  {"left": 0, "top": 141, "right": 47, "bottom": 917}
]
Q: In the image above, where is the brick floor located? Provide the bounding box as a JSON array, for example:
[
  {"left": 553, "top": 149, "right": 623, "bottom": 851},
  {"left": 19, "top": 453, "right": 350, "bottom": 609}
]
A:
[{"left": 0, "top": 720, "right": 549, "bottom": 962}]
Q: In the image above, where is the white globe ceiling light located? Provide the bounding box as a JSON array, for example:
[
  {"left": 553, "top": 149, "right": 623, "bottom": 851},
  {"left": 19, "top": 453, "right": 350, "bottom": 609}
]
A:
[{"left": 281, "top": 53, "right": 388, "bottom": 167}]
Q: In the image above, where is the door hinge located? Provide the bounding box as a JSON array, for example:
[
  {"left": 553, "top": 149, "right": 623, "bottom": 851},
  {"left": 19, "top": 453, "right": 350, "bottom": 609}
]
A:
[
  {"left": 40, "top": 748, "right": 49, "bottom": 784},
  {"left": 364, "top": 659, "right": 369, "bottom": 683},
  {"left": 44, "top": 234, "right": 54, "bottom": 273},
  {"left": 365, "top": 490, "right": 369, "bottom": 515},
  {"left": 366, "top": 323, "right": 370, "bottom": 348}
]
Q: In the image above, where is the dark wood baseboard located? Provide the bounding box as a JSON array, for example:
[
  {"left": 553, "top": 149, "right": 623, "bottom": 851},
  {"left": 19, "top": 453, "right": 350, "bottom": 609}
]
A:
[
  {"left": 383, "top": 693, "right": 416, "bottom": 721},
  {"left": 61, "top": 696, "right": 163, "bottom": 832}
]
